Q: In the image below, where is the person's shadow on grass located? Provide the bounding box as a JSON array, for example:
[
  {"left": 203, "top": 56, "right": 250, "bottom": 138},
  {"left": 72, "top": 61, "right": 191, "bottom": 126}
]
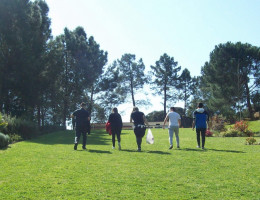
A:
[
  {"left": 121, "top": 149, "right": 171, "bottom": 155},
  {"left": 181, "top": 148, "right": 245, "bottom": 153},
  {"left": 207, "top": 148, "right": 246, "bottom": 153},
  {"left": 76, "top": 149, "right": 112, "bottom": 154}
]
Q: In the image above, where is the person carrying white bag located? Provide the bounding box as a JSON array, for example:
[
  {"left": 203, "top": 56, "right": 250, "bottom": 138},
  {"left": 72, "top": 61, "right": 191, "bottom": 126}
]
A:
[
  {"left": 146, "top": 129, "right": 154, "bottom": 144},
  {"left": 130, "top": 107, "right": 150, "bottom": 152}
]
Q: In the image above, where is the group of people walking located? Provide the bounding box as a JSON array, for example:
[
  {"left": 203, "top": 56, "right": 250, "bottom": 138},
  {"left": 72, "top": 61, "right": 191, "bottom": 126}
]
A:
[{"left": 71, "top": 102, "right": 209, "bottom": 151}]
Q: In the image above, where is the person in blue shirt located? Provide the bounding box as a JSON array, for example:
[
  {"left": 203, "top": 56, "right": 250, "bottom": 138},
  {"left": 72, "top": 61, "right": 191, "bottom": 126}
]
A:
[
  {"left": 71, "top": 102, "right": 90, "bottom": 150},
  {"left": 192, "top": 103, "right": 209, "bottom": 149}
]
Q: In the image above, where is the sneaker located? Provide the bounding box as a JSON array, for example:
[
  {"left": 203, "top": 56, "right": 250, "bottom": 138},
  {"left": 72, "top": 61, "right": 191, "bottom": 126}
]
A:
[
  {"left": 118, "top": 143, "right": 121, "bottom": 150},
  {"left": 197, "top": 146, "right": 201, "bottom": 148},
  {"left": 137, "top": 148, "right": 141, "bottom": 152},
  {"left": 202, "top": 147, "right": 205, "bottom": 150},
  {"left": 74, "top": 144, "right": 78, "bottom": 150},
  {"left": 177, "top": 146, "right": 180, "bottom": 149},
  {"left": 82, "top": 146, "right": 86, "bottom": 150},
  {"left": 169, "top": 145, "right": 173, "bottom": 149},
  {"left": 112, "top": 146, "right": 115, "bottom": 149}
]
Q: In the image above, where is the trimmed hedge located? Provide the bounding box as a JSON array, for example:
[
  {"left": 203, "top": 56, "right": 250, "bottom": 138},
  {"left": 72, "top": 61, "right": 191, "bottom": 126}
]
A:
[{"left": 0, "top": 132, "right": 9, "bottom": 149}]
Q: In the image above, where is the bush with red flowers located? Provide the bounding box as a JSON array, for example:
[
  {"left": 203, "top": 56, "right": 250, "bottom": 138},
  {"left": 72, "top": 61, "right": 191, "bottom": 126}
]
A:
[{"left": 206, "top": 129, "right": 213, "bottom": 137}]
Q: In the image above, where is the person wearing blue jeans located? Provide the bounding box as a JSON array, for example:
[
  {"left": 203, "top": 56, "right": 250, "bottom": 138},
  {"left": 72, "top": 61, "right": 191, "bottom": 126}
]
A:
[
  {"left": 163, "top": 107, "right": 181, "bottom": 149},
  {"left": 192, "top": 103, "right": 209, "bottom": 150}
]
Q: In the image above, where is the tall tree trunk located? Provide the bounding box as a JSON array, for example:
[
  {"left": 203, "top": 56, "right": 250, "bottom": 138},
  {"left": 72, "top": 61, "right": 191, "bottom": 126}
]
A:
[
  {"left": 245, "top": 82, "right": 254, "bottom": 119},
  {"left": 184, "top": 83, "right": 187, "bottom": 116},
  {"left": 37, "top": 105, "right": 41, "bottom": 127},
  {"left": 164, "top": 83, "right": 167, "bottom": 118},
  {"left": 62, "top": 50, "right": 69, "bottom": 130},
  {"left": 41, "top": 108, "right": 45, "bottom": 128},
  {"left": 89, "top": 85, "right": 94, "bottom": 113},
  {"left": 130, "top": 80, "right": 135, "bottom": 106}
]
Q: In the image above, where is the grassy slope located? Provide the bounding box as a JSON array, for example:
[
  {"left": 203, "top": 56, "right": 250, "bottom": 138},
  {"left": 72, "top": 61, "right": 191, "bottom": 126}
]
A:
[{"left": 0, "top": 126, "right": 260, "bottom": 200}]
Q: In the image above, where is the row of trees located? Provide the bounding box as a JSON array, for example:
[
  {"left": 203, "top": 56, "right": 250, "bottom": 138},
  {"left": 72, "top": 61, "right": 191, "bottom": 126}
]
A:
[{"left": 0, "top": 0, "right": 259, "bottom": 129}]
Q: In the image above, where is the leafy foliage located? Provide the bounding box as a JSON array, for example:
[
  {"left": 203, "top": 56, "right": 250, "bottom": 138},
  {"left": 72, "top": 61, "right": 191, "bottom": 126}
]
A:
[
  {"left": 117, "top": 54, "right": 148, "bottom": 106},
  {"left": 176, "top": 68, "right": 193, "bottom": 115},
  {"left": 0, "top": 132, "right": 9, "bottom": 148},
  {"left": 201, "top": 42, "right": 260, "bottom": 120},
  {"left": 221, "top": 120, "right": 254, "bottom": 137},
  {"left": 245, "top": 137, "right": 256, "bottom": 145},
  {"left": 150, "top": 53, "right": 181, "bottom": 117},
  {"left": 0, "top": 113, "right": 38, "bottom": 140},
  {"left": 205, "top": 129, "right": 213, "bottom": 137}
]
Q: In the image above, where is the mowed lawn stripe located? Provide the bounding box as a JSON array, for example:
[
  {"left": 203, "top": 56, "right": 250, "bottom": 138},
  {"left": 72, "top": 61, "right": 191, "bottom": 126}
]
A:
[{"left": 0, "top": 128, "right": 259, "bottom": 199}]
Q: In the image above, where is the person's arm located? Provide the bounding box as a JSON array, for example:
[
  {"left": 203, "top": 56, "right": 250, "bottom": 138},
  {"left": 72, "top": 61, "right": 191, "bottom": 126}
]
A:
[
  {"left": 143, "top": 115, "right": 149, "bottom": 126},
  {"left": 178, "top": 119, "right": 181, "bottom": 127},
  {"left": 163, "top": 115, "right": 168, "bottom": 129},
  {"left": 192, "top": 119, "right": 195, "bottom": 130},
  {"left": 119, "top": 114, "right": 123, "bottom": 129},
  {"left": 192, "top": 111, "right": 195, "bottom": 130}
]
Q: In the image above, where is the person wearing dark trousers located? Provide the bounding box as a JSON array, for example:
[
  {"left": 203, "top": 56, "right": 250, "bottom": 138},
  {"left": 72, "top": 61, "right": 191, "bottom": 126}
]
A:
[
  {"left": 192, "top": 102, "right": 209, "bottom": 150},
  {"left": 108, "top": 108, "right": 123, "bottom": 150},
  {"left": 130, "top": 107, "right": 149, "bottom": 152},
  {"left": 71, "top": 102, "right": 90, "bottom": 150}
]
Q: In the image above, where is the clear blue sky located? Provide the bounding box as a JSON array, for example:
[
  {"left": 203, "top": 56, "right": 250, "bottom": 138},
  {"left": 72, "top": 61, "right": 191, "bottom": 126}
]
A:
[{"left": 45, "top": 0, "right": 260, "bottom": 121}]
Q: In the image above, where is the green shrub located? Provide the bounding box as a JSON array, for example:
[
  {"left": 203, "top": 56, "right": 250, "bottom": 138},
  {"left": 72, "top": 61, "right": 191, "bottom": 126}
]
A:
[
  {"left": 9, "top": 134, "right": 23, "bottom": 143},
  {"left": 245, "top": 137, "right": 256, "bottom": 145},
  {"left": 220, "top": 128, "right": 239, "bottom": 137},
  {"left": 210, "top": 115, "right": 226, "bottom": 132},
  {"left": 13, "top": 118, "right": 39, "bottom": 139},
  {"left": 0, "top": 113, "right": 38, "bottom": 140},
  {"left": 0, "top": 113, "right": 8, "bottom": 132},
  {"left": 221, "top": 120, "right": 255, "bottom": 137},
  {"left": 0, "top": 132, "right": 9, "bottom": 149}
]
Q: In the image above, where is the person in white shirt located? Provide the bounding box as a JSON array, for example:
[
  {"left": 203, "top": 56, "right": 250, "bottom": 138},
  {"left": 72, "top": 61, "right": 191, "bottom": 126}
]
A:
[{"left": 163, "top": 107, "right": 181, "bottom": 149}]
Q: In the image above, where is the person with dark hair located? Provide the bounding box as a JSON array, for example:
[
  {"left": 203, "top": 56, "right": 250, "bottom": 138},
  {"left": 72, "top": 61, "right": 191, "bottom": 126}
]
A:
[
  {"left": 163, "top": 107, "right": 181, "bottom": 149},
  {"left": 130, "top": 107, "right": 149, "bottom": 152},
  {"left": 108, "top": 108, "right": 123, "bottom": 150},
  {"left": 192, "top": 102, "right": 209, "bottom": 150},
  {"left": 71, "top": 102, "right": 90, "bottom": 150}
]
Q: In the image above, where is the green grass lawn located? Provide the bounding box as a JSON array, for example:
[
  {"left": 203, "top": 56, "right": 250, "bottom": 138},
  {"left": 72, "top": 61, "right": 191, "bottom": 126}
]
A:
[{"left": 1, "top": 127, "right": 260, "bottom": 200}]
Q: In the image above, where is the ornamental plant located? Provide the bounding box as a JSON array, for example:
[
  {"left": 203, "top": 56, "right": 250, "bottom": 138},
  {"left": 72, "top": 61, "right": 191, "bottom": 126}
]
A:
[
  {"left": 206, "top": 129, "right": 213, "bottom": 137},
  {"left": 245, "top": 137, "right": 256, "bottom": 145},
  {"left": 233, "top": 120, "right": 254, "bottom": 137}
]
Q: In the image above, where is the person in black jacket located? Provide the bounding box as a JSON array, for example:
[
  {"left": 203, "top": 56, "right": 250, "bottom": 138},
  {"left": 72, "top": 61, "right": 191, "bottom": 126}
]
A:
[
  {"left": 71, "top": 102, "right": 90, "bottom": 150},
  {"left": 108, "top": 108, "right": 123, "bottom": 150},
  {"left": 130, "top": 107, "right": 149, "bottom": 152}
]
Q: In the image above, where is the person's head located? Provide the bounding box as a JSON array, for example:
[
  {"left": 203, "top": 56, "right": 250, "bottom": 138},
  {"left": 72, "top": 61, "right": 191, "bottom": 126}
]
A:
[
  {"left": 170, "top": 107, "right": 175, "bottom": 111},
  {"left": 132, "top": 106, "right": 139, "bottom": 112},
  {"left": 112, "top": 107, "right": 118, "bottom": 113},
  {"left": 80, "top": 102, "right": 87, "bottom": 108},
  {"left": 198, "top": 102, "right": 204, "bottom": 108}
]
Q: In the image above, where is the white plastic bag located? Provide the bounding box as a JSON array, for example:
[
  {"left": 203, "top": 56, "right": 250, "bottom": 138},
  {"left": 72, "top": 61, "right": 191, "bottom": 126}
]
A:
[{"left": 146, "top": 129, "right": 154, "bottom": 144}]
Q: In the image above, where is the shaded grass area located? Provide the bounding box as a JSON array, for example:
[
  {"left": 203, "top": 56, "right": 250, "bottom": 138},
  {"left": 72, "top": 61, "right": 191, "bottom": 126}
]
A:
[
  {"left": 248, "top": 120, "right": 260, "bottom": 134},
  {"left": 0, "top": 128, "right": 260, "bottom": 199}
]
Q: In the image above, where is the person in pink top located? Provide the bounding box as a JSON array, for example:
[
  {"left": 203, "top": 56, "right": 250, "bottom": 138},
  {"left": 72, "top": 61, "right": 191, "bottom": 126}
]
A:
[{"left": 163, "top": 107, "right": 181, "bottom": 149}]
